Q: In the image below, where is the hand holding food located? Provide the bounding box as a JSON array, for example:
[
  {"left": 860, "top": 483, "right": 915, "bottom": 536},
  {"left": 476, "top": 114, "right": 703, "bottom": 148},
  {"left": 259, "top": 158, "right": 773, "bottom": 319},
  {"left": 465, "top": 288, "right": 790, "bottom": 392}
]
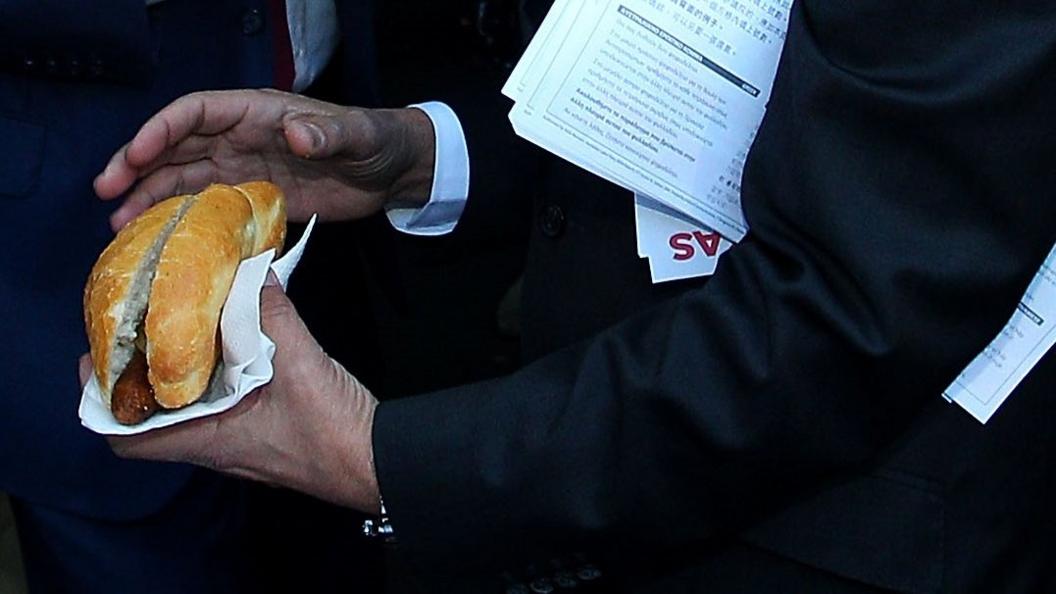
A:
[{"left": 84, "top": 182, "right": 286, "bottom": 424}]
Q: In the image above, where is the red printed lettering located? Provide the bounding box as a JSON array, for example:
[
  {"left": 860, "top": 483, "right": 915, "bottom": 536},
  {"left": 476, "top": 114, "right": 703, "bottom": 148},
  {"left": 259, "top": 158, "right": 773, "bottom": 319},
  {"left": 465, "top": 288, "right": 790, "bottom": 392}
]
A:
[
  {"left": 669, "top": 233, "right": 695, "bottom": 261},
  {"left": 693, "top": 231, "right": 721, "bottom": 257}
]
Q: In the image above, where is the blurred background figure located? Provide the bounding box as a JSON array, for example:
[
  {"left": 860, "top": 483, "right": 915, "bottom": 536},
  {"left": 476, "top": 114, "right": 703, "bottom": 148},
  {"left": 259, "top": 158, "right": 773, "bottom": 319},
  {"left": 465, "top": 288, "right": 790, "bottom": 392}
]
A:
[{"left": 0, "top": 1, "right": 382, "bottom": 592}]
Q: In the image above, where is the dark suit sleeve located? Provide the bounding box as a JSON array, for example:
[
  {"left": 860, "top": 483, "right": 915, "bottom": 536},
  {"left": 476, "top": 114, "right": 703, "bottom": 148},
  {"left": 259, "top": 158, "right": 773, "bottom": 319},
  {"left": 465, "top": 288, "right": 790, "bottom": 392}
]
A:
[
  {"left": 0, "top": 0, "right": 152, "bottom": 83},
  {"left": 372, "top": 0, "right": 1056, "bottom": 574}
]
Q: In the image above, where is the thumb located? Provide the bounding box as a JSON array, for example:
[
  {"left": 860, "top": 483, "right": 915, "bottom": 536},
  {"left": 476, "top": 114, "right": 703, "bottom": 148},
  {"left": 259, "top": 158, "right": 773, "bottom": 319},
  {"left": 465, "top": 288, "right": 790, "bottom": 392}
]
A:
[
  {"left": 284, "top": 111, "right": 377, "bottom": 160},
  {"left": 259, "top": 273, "right": 309, "bottom": 345}
]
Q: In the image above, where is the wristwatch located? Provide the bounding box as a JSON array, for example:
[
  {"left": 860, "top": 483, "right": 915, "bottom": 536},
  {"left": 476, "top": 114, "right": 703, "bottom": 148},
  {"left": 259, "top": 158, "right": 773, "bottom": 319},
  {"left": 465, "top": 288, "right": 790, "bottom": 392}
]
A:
[{"left": 362, "top": 497, "right": 396, "bottom": 543}]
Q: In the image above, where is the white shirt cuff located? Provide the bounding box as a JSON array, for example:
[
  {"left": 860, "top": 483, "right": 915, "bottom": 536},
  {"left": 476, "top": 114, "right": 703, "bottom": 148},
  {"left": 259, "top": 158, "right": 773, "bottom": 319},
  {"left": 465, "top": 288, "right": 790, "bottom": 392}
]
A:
[{"left": 384, "top": 102, "right": 470, "bottom": 236}]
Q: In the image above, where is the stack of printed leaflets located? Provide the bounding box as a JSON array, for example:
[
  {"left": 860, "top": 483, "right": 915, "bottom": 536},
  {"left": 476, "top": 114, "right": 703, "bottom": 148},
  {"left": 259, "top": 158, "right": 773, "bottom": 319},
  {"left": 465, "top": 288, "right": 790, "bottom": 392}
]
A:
[{"left": 503, "top": 0, "right": 791, "bottom": 282}]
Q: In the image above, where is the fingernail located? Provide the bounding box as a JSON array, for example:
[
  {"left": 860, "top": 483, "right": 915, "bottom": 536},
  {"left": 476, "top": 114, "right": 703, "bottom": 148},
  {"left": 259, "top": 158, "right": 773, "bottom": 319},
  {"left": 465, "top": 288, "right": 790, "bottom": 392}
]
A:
[{"left": 301, "top": 121, "right": 325, "bottom": 154}]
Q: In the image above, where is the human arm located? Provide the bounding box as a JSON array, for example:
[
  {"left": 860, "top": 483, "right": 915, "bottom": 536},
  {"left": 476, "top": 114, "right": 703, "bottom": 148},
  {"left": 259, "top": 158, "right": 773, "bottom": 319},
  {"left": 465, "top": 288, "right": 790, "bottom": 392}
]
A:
[
  {"left": 93, "top": 89, "right": 440, "bottom": 229},
  {"left": 367, "top": 0, "right": 1056, "bottom": 573}
]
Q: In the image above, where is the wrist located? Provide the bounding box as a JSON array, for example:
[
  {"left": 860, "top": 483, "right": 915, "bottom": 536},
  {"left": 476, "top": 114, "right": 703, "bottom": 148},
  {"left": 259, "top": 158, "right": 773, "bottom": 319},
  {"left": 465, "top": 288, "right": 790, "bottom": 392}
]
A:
[
  {"left": 328, "top": 380, "right": 381, "bottom": 513},
  {"left": 359, "top": 396, "right": 382, "bottom": 514},
  {"left": 387, "top": 107, "right": 436, "bottom": 208}
]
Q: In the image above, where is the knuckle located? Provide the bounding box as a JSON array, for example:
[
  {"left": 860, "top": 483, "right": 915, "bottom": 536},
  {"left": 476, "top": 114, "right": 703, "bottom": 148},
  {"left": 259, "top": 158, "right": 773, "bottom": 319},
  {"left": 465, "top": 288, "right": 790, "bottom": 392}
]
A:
[
  {"left": 195, "top": 449, "right": 227, "bottom": 472},
  {"left": 191, "top": 421, "right": 229, "bottom": 471},
  {"left": 181, "top": 91, "right": 209, "bottom": 108},
  {"left": 108, "top": 439, "right": 135, "bottom": 459}
]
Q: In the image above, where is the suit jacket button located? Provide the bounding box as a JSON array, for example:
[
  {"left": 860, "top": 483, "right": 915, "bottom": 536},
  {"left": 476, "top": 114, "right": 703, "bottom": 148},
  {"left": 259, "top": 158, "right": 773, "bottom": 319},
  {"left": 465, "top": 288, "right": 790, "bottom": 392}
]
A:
[
  {"left": 575, "top": 565, "right": 602, "bottom": 581},
  {"left": 539, "top": 205, "right": 565, "bottom": 238},
  {"left": 529, "top": 578, "right": 555, "bottom": 593},
  {"left": 44, "top": 57, "right": 58, "bottom": 75},
  {"left": 21, "top": 56, "right": 36, "bottom": 72},
  {"left": 68, "top": 58, "right": 82, "bottom": 77},
  {"left": 89, "top": 58, "right": 105, "bottom": 78},
  {"left": 242, "top": 8, "right": 264, "bottom": 35},
  {"left": 554, "top": 571, "right": 578, "bottom": 588}
]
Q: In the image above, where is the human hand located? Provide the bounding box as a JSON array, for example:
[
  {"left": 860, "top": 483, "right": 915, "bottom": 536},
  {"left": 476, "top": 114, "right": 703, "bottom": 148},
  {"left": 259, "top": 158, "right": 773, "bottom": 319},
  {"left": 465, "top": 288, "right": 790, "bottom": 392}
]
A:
[
  {"left": 80, "top": 275, "right": 381, "bottom": 513},
  {"left": 95, "top": 89, "right": 436, "bottom": 231}
]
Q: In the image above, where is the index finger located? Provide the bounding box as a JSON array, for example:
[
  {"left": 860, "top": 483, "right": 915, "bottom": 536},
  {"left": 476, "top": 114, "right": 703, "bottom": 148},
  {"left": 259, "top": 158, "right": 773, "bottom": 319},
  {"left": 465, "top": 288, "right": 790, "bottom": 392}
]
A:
[
  {"left": 107, "top": 419, "right": 214, "bottom": 463},
  {"left": 106, "top": 385, "right": 261, "bottom": 464},
  {"left": 95, "top": 91, "right": 255, "bottom": 199},
  {"left": 127, "top": 91, "right": 255, "bottom": 167},
  {"left": 78, "top": 353, "right": 93, "bottom": 389}
]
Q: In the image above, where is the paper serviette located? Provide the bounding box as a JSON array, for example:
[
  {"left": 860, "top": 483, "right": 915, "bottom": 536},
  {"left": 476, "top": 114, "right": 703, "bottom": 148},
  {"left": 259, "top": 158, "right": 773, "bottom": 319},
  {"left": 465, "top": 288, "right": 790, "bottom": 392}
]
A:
[{"left": 79, "top": 215, "right": 318, "bottom": 436}]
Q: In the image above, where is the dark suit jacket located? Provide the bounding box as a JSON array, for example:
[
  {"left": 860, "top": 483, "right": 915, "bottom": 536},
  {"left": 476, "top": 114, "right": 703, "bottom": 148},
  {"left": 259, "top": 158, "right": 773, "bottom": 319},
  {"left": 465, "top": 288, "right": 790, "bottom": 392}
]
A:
[
  {"left": 372, "top": 1, "right": 1056, "bottom": 591},
  {"left": 0, "top": 0, "right": 281, "bottom": 520}
]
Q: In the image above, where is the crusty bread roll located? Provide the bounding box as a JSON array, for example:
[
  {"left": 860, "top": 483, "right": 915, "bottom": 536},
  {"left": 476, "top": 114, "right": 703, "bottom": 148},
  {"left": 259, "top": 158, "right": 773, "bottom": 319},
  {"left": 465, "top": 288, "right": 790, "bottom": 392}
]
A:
[{"left": 84, "top": 182, "right": 286, "bottom": 422}]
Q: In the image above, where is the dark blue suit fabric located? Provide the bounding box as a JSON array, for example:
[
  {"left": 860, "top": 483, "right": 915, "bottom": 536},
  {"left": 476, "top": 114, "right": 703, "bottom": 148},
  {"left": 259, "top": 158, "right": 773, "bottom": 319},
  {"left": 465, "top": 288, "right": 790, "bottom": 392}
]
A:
[{"left": 0, "top": 1, "right": 282, "bottom": 592}]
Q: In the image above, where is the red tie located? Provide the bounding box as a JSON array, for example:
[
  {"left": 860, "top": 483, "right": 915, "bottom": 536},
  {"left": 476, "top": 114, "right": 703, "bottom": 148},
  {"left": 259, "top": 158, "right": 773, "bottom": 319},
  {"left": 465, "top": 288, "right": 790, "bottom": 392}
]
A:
[{"left": 267, "top": 0, "right": 295, "bottom": 91}]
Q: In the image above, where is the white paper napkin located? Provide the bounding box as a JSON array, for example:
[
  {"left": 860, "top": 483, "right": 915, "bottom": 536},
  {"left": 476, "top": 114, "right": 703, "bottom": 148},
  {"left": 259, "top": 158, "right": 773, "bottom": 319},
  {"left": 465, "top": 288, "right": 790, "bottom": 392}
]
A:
[{"left": 79, "top": 215, "right": 318, "bottom": 435}]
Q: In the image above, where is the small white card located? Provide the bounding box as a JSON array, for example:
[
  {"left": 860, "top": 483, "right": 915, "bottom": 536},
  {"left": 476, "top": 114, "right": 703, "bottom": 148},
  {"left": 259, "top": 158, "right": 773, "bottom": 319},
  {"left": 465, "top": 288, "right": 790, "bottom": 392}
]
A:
[
  {"left": 635, "top": 194, "right": 732, "bottom": 283},
  {"left": 79, "top": 215, "right": 318, "bottom": 435},
  {"left": 943, "top": 243, "right": 1056, "bottom": 424}
]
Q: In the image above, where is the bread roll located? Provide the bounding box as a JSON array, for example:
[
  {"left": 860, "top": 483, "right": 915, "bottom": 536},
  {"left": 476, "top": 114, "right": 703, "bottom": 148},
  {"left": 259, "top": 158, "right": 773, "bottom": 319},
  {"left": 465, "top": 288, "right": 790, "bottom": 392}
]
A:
[{"left": 84, "top": 182, "right": 286, "bottom": 420}]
